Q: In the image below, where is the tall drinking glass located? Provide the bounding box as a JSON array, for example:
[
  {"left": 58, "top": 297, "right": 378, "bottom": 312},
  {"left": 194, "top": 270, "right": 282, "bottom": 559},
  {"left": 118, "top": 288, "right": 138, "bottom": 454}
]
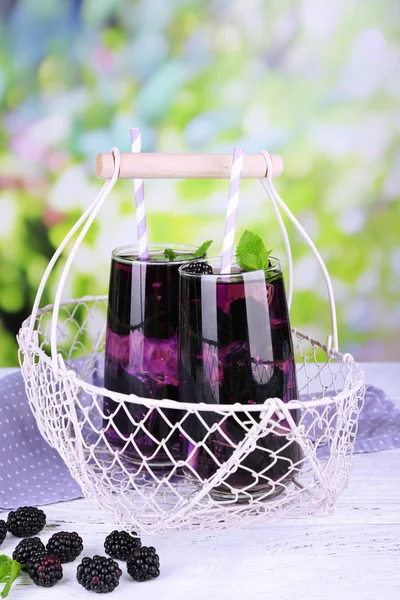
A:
[
  {"left": 179, "top": 257, "right": 301, "bottom": 500},
  {"left": 104, "top": 243, "right": 202, "bottom": 468}
]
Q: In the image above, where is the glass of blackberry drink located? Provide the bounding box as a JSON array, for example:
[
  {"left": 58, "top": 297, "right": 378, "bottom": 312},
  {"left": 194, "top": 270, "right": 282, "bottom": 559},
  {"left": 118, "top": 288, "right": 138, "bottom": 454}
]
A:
[
  {"left": 104, "top": 243, "right": 207, "bottom": 468},
  {"left": 179, "top": 257, "right": 301, "bottom": 501}
]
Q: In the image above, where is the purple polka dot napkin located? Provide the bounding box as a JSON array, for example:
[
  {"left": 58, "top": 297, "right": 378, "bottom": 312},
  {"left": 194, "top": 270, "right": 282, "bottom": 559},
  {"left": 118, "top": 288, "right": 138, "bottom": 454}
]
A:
[
  {"left": 0, "top": 371, "right": 399, "bottom": 510},
  {"left": 352, "top": 385, "right": 400, "bottom": 452},
  {"left": 0, "top": 371, "right": 82, "bottom": 510}
]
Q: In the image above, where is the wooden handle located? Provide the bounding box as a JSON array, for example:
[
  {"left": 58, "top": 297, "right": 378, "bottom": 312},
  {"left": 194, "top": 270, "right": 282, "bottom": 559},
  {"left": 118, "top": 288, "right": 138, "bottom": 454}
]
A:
[{"left": 96, "top": 152, "right": 284, "bottom": 179}]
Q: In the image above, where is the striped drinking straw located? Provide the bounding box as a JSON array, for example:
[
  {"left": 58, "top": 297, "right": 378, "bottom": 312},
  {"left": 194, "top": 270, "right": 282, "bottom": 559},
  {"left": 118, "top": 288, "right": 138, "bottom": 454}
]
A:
[
  {"left": 130, "top": 127, "right": 149, "bottom": 260},
  {"left": 220, "top": 147, "right": 244, "bottom": 274}
]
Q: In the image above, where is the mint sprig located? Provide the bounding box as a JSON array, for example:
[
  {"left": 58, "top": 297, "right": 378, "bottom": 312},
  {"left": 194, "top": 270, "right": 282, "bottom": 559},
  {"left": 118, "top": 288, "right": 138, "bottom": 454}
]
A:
[
  {"left": 0, "top": 556, "right": 21, "bottom": 598},
  {"left": 193, "top": 240, "right": 212, "bottom": 258},
  {"left": 163, "top": 240, "right": 213, "bottom": 262},
  {"left": 163, "top": 248, "right": 177, "bottom": 261},
  {"left": 236, "top": 231, "right": 272, "bottom": 271}
]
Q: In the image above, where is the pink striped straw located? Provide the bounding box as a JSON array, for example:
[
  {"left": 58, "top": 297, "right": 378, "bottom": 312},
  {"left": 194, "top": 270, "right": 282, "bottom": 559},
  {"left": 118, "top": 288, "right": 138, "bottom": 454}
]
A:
[
  {"left": 130, "top": 127, "right": 149, "bottom": 260},
  {"left": 220, "top": 147, "right": 244, "bottom": 274}
]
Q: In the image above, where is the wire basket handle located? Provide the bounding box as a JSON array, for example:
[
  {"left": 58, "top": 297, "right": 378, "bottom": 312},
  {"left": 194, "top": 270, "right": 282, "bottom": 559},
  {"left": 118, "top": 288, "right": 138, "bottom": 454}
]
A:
[
  {"left": 26, "top": 146, "right": 338, "bottom": 379},
  {"left": 96, "top": 149, "right": 338, "bottom": 352},
  {"left": 260, "top": 151, "right": 338, "bottom": 354},
  {"left": 96, "top": 152, "right": 284, "bottom": 179},
  {"left": 25, "top": 148, "right": 121, "bottom": 375}
]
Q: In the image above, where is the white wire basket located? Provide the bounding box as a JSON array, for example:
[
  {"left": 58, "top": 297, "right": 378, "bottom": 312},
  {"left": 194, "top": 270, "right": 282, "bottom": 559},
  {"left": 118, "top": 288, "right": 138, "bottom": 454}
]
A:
[{"left": 18, "top": 148, "right": 365, "bottom": 535}]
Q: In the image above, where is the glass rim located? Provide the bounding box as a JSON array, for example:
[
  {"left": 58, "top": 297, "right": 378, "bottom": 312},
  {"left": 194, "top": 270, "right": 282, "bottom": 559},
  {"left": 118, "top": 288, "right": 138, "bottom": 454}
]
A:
[
  {"left": 179, "top": 256, "right": 282, "bottom": 279},
  {"left": 112, "top": 243, "right": 202, "bottom": 266}
]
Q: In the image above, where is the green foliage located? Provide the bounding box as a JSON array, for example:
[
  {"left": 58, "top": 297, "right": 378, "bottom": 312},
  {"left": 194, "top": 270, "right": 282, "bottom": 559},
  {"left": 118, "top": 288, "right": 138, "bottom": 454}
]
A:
[{"left": 0, "top": 0, "right": 399, "bottom": 363}]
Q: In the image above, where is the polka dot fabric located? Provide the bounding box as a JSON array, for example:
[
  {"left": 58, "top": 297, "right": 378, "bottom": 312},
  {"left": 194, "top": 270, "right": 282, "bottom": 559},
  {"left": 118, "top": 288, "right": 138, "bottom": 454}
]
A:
[
  {"left": 304, "top": 385, "right": 400, "bottom": 458},
  {"left": 0, "top": 371, "right": 82, "bottom": 509},
  {"left": 0, "top": 369, "right": 398, "bottom": 509},
  {"left": 351, "top": 385, "right": 400, "bottom": 453}
]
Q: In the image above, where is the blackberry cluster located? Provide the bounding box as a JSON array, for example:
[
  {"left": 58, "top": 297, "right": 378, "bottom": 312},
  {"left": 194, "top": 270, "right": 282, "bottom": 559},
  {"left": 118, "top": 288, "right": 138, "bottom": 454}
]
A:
[
  {"left": 7, "top": 506, "right": 46, "bottom": 537},
  {"left": 126, "top": 546, "right": 160, "bottom": 582},
  {"left": 46, "top": 531, "right": 83, "bottom": 563},
  {"left": 76, "top": 555, "right": 122, "bottom": 593},
  {"left": 0, "top": 520, "right": 6, "bottom": 546},
  {"left": 27, "top": 552, "right": 63, "bottom": 587},
  {"left": 104, "top": 530, "right": 141, "bottom": 561},
  {"left": 0, "top": 509, "right": 162, "bottom": 593},
  {"left": 185, "top": 262, "right": 214, "bottom": 274},
  {"left": 13, "top": 537, "right": 45, "bottom": 567}
]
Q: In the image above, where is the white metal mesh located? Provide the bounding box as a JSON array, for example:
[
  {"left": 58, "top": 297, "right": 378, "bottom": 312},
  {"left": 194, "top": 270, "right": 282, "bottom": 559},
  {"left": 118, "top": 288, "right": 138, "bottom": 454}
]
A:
[{"left": 18, "top": 296, "right": 365, "bottom": 536}]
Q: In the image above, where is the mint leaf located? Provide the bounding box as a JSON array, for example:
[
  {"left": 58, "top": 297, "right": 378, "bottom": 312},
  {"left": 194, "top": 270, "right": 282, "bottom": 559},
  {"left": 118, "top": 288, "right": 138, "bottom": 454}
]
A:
[
  {"left": 236, "top": 231, "right": 272, "bottom": 271},
  {"left": 0, "top": 556, "right": 21, "bottom": 598},
  {"left": 0, "top": 557, "right": 12, "bottom": 583},
  {"left": 163, "top": 248, "right": 177, "bottom": 261},
  {"left": 163, "top": 240, "right": 213, "bottom": 262},
  {"left": 193, "top": 240, "right": 212, "bottom": 258}
]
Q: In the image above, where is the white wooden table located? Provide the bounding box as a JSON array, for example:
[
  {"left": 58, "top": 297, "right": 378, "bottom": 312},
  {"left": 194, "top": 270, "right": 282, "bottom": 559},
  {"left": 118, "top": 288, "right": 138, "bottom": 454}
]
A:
[{"left": 1, "top": 363, "right": 399, "bottom": 599}]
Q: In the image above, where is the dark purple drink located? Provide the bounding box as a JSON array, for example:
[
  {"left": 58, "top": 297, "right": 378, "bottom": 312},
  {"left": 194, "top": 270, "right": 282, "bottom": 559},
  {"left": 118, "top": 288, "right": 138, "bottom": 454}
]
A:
[
  {"left": 179, "top": 258, "right": 301, "bottom": 500},
  {"left": 104, "top": 243, "right": 201, "bottom": 468}
]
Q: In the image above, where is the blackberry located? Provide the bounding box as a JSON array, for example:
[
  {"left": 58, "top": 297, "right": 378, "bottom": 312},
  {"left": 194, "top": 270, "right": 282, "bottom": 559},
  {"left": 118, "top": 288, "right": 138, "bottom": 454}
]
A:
[
  {"left": 7, "top": 506, "right": 46, "bottom": 537},
  {"left": 13, "top": 537, "right": 45, "bottom": 567},
  {"left": 27, "top": 553, "right": 63, "bottom": 587},
  {"left": 0, "top": 520, "right": 6, "bottom": 546},
  {"left": 104, "top": 530, "right": 141, "bottom": 561},
  {"left": 76, "top": 555, "right": 122, "bottom": 593},
  {"left": 46, "top": 531, "right": 83, "bottom": 563},
  {"left": 185, "top": 262, "right": 213, "bottom": 275},
  {"left": 126, "top": 546, "right": 160, "bottom": 582}
]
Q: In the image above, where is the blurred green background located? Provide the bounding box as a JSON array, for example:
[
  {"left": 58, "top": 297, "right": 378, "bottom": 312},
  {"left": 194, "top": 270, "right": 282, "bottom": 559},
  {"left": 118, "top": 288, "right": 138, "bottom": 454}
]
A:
[{"left": 0, "top": 0, "right": 399, "bottom": 365}]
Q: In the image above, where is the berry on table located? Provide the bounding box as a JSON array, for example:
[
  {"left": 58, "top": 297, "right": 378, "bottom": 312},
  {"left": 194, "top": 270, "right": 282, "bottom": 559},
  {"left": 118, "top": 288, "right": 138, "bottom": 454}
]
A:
[
  {"left": 26, "top": 552, "right": 63, "bottom": 587},
  {"left": 46, "top": 531, "right": 83, "bottom": 563},
  {"left": 12, "top": 537, "right": 45, "bottom": 567},
  {"left": 104, "top": 530, "right": 141, "bottom": 561},
  {"left": 0, "top": 520, "right": 7, "bottom": 546},
  {"left": 126, "top": 546, "right": 160, "bottom": 582},
  {"left": 76, "top": 555, "right": 122, "bottom": 593},
  {"left": 6, "top": 506, "right": 46, "bottom": 537},
  {"left": 185, "top": 262, "right": 214, "bottom": 274}
]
